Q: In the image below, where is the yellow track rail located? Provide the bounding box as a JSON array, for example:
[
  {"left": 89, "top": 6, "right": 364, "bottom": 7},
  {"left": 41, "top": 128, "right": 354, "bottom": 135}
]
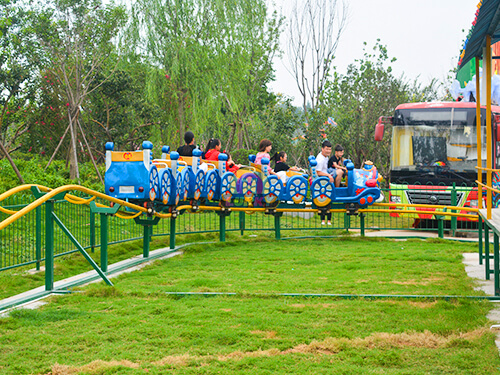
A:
[{"left": 0, "top": 184, "right": 481, "bottom": 231}]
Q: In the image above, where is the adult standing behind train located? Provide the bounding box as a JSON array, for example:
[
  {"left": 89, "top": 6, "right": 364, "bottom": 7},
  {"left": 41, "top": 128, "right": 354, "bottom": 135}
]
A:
[{"left": 177, "top": 131, "right": 196, "bottom": 156}]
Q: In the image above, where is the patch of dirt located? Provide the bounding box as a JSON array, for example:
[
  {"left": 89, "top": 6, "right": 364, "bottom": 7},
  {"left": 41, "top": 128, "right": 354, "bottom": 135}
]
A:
[
  {"left": 408, "top": 301, "right": 438, "bottom": 309},
  {"left": 250, "top": 330, "right": 278, "bottom": 339},
  {"left": 50, "top": 360, "right": 140, "bottom": 375},
  {"left": 48, "top": 328, "right": 489, "bottom": 372}
]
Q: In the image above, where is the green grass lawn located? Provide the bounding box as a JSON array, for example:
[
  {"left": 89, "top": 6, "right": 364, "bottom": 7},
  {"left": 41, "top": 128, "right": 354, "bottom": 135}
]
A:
[{"left": 1, "top": 237, "right": 499, "bottom": 374}]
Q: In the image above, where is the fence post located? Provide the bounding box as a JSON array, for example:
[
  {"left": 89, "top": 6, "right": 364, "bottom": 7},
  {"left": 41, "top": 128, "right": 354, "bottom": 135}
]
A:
[
  {"left": 45, "top": 200, "right": 54, "bottom": 291},
  {"left": 274, "top": 213, "right": 282, "bottom": 240},
  {"left": 100, "top": 213, "right": 109, "bottom": 272},
  {"left": 360, "top": 213, "right": 366, "bottom": 237},
  {"left": 485, "top": 224, "right": 491, "bottom": 280},
  {"left": 90, "top": 211, "right": 96, "bottom": 253},
  {"left": 479, "top": 217, "right": 483, "bottom": 265},
  {"left": 239, "top": 211, "right": 245, "bottom": 236},
  {"left": 451, "top": 183, "right": 457, "bottom": 237},
  {"left": 494, "top": 232, "right": 499, "bottom": 296},
  {"left": 438, "top": 216, "right": 444, "bottom": 239},
  {"left": 143, "top": 224, "right": 151, "bottom": 258},
  {"left": 170, "top": 216, "right": 176, "bottom": 249},
  {"left": 36, "top": 206, "right": 42, "bottom": 271},
  {"left": 344, "top": 212, "right": 350, "bottom": 232},
  {"left": 219, "top": 212, "right": 226, "bottom": 242}
]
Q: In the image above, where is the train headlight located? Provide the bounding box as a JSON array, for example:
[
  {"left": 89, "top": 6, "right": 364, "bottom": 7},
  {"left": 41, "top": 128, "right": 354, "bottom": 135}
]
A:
[
  {"left": 138, "top": 186, "right": 144, "bottom": 192},
  {"left": 109, "top": 186, "right": 115, "bottom": 193},
  {"left": 390, "top": 195, "right": 401, "bottom": 203}
]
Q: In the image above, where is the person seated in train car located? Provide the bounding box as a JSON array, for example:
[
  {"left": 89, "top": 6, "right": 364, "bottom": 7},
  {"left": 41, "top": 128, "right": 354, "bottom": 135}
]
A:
[
  {"left": 254, "top": 139, "right": 277, "bottom": 175},
  {"left": 177, "top": 131, "right": 196, "bottom": 156},
  {"left": 315, "top": 140, "right": 335, "bottom": 225},
  {"left": 255, "top": 139, "right": 273, "bottom": 164},
  {"left": 327, "top": 144, "right": 346, "bottom": 185},
  {"left": 315, "top": 140, "right": 336, "bottom": 185},
  {"left": 204, "top": 138, "right": 222, "bottom": 161},
  {"left": 272, "top": 151, "right": 301, "bottom": 183}
]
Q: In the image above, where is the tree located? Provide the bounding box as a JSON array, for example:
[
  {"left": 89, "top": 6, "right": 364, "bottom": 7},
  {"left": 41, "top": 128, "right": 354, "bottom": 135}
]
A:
[
  {"left": 130, "top": 0, "right": 283, "bottom": 149},
  {"left": 28, "top": 0, "right": 126, "bottom": 181},
  {"left": 322, "top": 41, "right": 439, "bottom": 180},
  {"left": 0, "top": 0, "right": 35, "bottom": 183},
  {"left": 286, "top": 0, "right": 347, "bottom": 152}
]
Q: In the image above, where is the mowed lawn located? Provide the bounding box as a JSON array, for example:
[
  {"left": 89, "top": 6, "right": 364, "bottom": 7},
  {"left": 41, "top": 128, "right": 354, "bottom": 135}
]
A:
[{"left": 1, "top": 237, "right": 500, "bottom": 374}]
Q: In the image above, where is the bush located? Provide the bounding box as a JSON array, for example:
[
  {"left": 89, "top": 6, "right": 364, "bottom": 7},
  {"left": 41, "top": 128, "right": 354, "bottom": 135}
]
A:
[
  {"left": 231, "top": 148, "right": 257, "bottom": 165},
  {"left": 0, "top": 156, "right": 104, "bottom": 193}
]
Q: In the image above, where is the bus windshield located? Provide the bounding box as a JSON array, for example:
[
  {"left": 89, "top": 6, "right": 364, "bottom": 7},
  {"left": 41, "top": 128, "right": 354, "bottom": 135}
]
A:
[{"left": 391, "top": 107, "right": 487, "bottom": 173}]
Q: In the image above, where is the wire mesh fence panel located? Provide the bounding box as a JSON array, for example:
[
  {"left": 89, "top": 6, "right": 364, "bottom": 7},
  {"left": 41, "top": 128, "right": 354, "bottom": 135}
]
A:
[
  {"left": 1, "top": 188, "right": 482, "bottom": 272},
  {"left": 0, "top": 194, "right": 41, "bottom": 271}
]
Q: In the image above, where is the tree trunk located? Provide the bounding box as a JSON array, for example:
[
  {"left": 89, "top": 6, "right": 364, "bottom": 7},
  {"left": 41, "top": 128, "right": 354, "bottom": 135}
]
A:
[
  {"left": 68, "top": 108, "right": 80, "bottom": 182},
  {"left": 0, "top": 140, "right": 25, "bottom": 184},
  {"left": 177, "top": 95, "right": 185, "bottom": 145}
]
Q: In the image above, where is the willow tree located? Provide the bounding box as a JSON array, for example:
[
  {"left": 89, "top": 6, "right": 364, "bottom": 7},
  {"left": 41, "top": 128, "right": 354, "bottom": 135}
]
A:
[
  {"left": 28, "top": 0, "right": 126, "bottom": 181},
  {"left": 130, "top": 0, "right": 282, "bottom": 149}
]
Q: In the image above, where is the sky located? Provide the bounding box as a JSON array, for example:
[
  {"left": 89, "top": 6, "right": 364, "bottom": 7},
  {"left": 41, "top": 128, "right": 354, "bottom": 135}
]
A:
[{"left": 268, "top": 0, "right": 480, "bottom": 105}]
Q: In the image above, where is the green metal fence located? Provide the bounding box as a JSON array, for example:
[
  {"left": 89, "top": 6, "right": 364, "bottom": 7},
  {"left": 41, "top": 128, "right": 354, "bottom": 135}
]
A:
[{"left": 0, "top": 187, "right": 481, "bottom": 272}]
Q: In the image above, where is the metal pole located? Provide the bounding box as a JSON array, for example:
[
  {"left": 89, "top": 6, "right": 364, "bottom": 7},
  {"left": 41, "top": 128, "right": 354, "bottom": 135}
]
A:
[
  {"left": 360, "top": 213, "right": 365, "bottom": 237},
  {"left": 90, "top": 211, "right": 95, "bottom": 253},
  {"left": 45, "top": 200, "right": 54, "bottom": 291},
  {"left": 485, "top": 224, "right": 491, "bottom": 280},
  {"left": 100, "top": 214, "right": 108, "bottom": 272},
  {"left": 274, "top": 214, "right": 281, "bottom": 240},
  {"left": 239, "top": 211, "right": 245, "bottom": 236},
  {"left": 494, "top": 232, "right": 499, "bottom": 296},
  {"left": 451, "top": 183, "right": 457, "bottom": 237},
  {"left": 36, "top": 206, "right": 42, "bottom": 271},
  {"left": 219, "top": 213, "right": 226, "bottom": 242},
  {"left": 476, "top": 58, "right": 483, "bottom": 209},
  {"left": 143, "top": 224, "right": 151, "bottom": 258},
  {"left": 170, "top": 216, "right": 176, "bottom": 250},
  {"left": 479, "top": 217, "right": 483, "bottom": 265},
  {"left": 344, "top": 212, "right": 350, "bottom": 232},
  {"left": 486, "top": 35, "right": 493, "bottom": 219},
  {"left": 438, "top": 216, "right": 444, "bottom": 239}
]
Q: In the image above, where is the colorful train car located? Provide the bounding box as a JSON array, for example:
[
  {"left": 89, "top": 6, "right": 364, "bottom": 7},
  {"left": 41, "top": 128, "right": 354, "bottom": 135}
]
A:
[{"left": 104, "top": 142, "right": 381, "bottom": 214}]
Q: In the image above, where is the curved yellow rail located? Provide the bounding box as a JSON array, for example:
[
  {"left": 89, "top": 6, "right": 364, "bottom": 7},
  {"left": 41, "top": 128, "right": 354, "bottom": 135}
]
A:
[
  {"left": 0, "top": 185, "right": 149, "bottom": 231},
  {"left": 0, "top": 183, "right": 481, "bottom": 232}
]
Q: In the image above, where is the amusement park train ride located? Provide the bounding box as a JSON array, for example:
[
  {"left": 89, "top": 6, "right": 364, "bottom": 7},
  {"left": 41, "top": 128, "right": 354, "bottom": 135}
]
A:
[{"left": 104, "top": 141, "right": 382, "bottom": 216}]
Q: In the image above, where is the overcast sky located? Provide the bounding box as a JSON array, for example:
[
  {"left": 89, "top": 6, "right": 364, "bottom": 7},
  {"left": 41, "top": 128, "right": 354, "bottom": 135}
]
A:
[{"left": 269, "top": 0, "right": 480, "bottom": 105}]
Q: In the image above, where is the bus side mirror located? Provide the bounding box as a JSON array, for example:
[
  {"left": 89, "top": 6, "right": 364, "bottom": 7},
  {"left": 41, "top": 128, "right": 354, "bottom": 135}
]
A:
[
  {"left": 495, "top": 115, "right": 500, "bottom": 142},
  {"left": 374, "top": 117, "right": 385, "bottom": 141}
]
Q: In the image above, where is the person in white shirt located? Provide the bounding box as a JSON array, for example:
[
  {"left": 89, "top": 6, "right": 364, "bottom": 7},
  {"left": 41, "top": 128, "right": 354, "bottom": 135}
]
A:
[
  {"left": 316, "top": 140, "right": 339, "bottom": 185},
  {"left": 315, "top": 140, "right": 337, "bottom": 225}
]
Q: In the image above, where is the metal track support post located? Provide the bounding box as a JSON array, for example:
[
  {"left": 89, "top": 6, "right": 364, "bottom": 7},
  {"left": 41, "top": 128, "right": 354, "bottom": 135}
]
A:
[
  {"left": 239, "top": 211, "right": 245, "bottom": 236},
  {"left": 495, "top": 232, "right": 499, "bottom": 296},
  {"left": 36, "top": 206, "right": 42, "bottom": 271},
  {"left": 485, "top": 224, "right": 491, "bottom": 280},
  {"left": 90, "top": 212, "right": 96, "bottom": 253},
  {"left": 360, "top": 213, "right": 366, "bottom": 237},
  {"left": 438, "top": 216, "right": 444, "bottom": 239},
  {"left": 479, "top": 217, "right": 483, "bottom": 265},
  {"left": 143, "top": 224, "right": 151, "bottom": 258},
  {"left": 274, "top": 213, "right": 282, "bottom": 240},
  {"left": 219, "top": 212, "right": 226, "bottom": 242},
  {"left": 451, "top": 183, "right": 457, "bottom": 237},
  {"left": 170, "top": 216, "right": 176, "bottom": 250},
  {"left": 100, "top": 213, "right": 109, "bottom": 272}
]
